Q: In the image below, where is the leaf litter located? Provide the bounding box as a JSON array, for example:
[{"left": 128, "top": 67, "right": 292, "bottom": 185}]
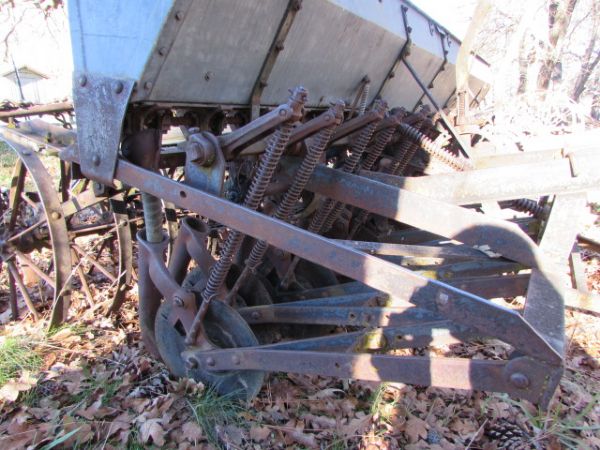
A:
[{"left": 0, "top": 232, "right": 598, "bottom": 449}]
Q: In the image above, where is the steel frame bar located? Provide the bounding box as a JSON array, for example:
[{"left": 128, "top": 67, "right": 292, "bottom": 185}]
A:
[
  {"left": 402, "top": 57, "right": 470, "bottom": 157},
  {"left": 259, "top": 321, "right": 473, "bottom": 352},
  {"left": 304, "top": 164, "right": 541, "bottom": 267},
  {"left": 185, "top": 347, "right": 560, "bottom": 405},
  {"left": 112, "top": 159, "right": 560, "bottom": 365},
  {"left": 360, "top": 150, "right": 600, "bottom": 205}
]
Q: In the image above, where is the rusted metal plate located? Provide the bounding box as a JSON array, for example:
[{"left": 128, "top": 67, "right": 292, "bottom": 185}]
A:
[{"left": 72, "top": 73, "right": 134, "bottom": 186}]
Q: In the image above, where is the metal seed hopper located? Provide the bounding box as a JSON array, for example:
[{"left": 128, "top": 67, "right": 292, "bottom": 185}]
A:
[{"left": 1, "top": 0, "right": 598, "bottom": 406}]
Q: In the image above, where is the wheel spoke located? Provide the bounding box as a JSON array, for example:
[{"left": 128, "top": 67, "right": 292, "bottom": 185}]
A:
[
  {"left": 6, "top": 217, "right": 46, "bottom": 243},
  {"left": 14, "top": 250, "right": 56, "bottom": 288},
  {"left": 8, "top": 269, "right": 19, "bottom": 320},
  {"left": 7, "top": 261, "right": 41, "bottom": 321},
  {"left": 72, "top": 243, "right": 117, "bottom": 283},
  {"left": 8, "top": 160, "right": 26, "bottom": 231},
  {"left": 71, "top": 250, "right": 95, "bottom": 307}
]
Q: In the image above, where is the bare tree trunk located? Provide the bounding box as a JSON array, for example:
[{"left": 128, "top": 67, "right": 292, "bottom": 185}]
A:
[
  {"left": 517, "top": 34, "right": 537, "bottom": 94},
  {"left": 570, "top": 7, "right": 600, "bottom": 102},
  {"left": 537, "top": 0, "right": 579, "bottom": 91}
]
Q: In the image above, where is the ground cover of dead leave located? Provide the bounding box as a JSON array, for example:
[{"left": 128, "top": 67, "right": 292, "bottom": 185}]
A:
[{"left": 0, "top": 226, "right": 598, "bottom": 449}]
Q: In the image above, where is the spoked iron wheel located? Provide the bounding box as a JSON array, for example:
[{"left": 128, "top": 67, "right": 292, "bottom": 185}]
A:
[
  {"left": 1, "top": 146, "right": 71, "bottom": 326},
  {"left": 0, "top": 142, "right": 132, "bottom": 327}
]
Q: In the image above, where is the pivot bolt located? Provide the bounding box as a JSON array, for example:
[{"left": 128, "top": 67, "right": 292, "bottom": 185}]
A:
[
  {"left": 173, "top": 296, "right": 184, "bottom": 307},
  {"left": 186, "top": 357, "right": 199, "bottom": 370},
  {"left": 510, "top": 372, "right": 530, "bottom": 389},
  {"left": 436, "top": 291, "right": 449, "bottom": 306},
  {"left": 50, "top": 211, "right": 61, "bottom": 220}
]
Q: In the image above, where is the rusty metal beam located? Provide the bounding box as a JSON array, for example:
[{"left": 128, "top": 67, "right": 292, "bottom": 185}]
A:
[{"left": 111, "top": 159, "right": 560, "bottom": 365}]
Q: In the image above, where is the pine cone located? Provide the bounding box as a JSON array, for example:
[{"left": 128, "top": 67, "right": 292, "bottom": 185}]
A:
[{"left": 486, "top": 421, "right": 532, "bottom": 449}]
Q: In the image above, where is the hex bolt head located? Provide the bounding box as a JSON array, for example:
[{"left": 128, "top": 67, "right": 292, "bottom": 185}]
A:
[
  {"left": 436, "top": 291, "right": 449, "bottom": 306},
  {"left": 186, "top": 357, "right": 199, "bottom": 370},
  {"left": 232, "top": 354, "right": 240, "bottom": 365},
  {"left": 114, "top": 81, "right": 124, "bottom": 94},
  {"left": 50, "top": 211, "right": 61, "bottom": 220},
  {"left": 78, "top": 75, "right": 87, "bottom": 87},
  {"left": 173, "top": 296, "right": 184, "bottom": 307},
  {"left": 509, "top": 372, "right": 530, "bottom": 389},
  {"left": 206, "top": 357, "right": 215, "bottom": 367},
  {"left": 92, "top": 154, "right": 101, "bottom": 166}
]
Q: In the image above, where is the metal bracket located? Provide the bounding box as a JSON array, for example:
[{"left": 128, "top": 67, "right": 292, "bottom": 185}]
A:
[
  {"left": 183, "top": 131, "right": 226, "bottom": 196},
  {"left": 73, "top": 73, "right": 135, "bottom": 186},
  {"left": 414, "top": 29, "right": 448, "bottom": 110},
  {"left": 250, "top": 0, "right": 302, "bottom": 120}
]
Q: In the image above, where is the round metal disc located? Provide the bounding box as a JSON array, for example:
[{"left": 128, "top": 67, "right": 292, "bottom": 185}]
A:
[{"left": 155, "top": 269, "right": 264, "bottom": 401}]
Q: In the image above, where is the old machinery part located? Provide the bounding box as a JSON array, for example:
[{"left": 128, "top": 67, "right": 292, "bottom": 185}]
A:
[
  {"left": 0, "top": 135, "right": 133, "bottom": 327},
  {"left": 280, "top": 99, "right": 387, "bottom": 288},
  {"left": 226, "top": 101, "right": 345, "bottom": 302},
  {"left": 397, "top": 123, "right": 472, "bottom": 171},
  {"left": 508, "top": 198, "right": 545, "bottom": 219},
  {"left": 187, "top": 87, "right": 307, "bottom": 344}
]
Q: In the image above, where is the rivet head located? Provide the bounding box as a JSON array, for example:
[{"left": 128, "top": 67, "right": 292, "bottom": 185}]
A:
[
  {"left": 92, "top": 154, "right": 101, "bottom": 166},
  {"left": 173, "top": 296, "right": 184, "bottom": 307},
  {"left": 158, "top": 46, "right": 167, "bottom": 56},
  {"left": 78, "top": 75, "right": 87, "bottom": 87},
  {"left": 436, "top": 291, "right": 449, "bottom": 306},
  {"left": 114, "top": 81, "right": 124, "bottom": 94},
  {"left": 232, "top": 355, "right": 240, "bottom": 365},
  {"left": 206, "top": 357, "right": 215, "bottom": 367},
  {"left": 251, "top": 311, "right": 260, "bottom": 320},
  {"left": 174, "top": 10, "right": 183, "bottom": 20},
  {"left": 278, "top": 108, "right": 287, "bottom": 117},
  {"left": 50, "top": 211, "right": 61, "bottom": 220},
  {"left": 144, "top": 81, "right": 153, "bottom": 90},
  {"left": 510, "top": 372, "right": 530, "bottom": 389}
]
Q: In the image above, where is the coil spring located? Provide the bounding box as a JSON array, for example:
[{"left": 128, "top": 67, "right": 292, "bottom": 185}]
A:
[
  {"left": 510, "top": 198, "right": 544, "bottom": 218},
  {"left": 244, "top": 103, "right": 344, "bottom": 270},
  {"left": 202, "top": 123, "right": 294, "bottom": 301},
  {"left": 362, "top": 125, "right": 396, "bottom": 171},
  {"left": 358, "top": 79, "right": 371, "bottom": 115},
  {"left": 398, "top": 123, "right": 472, "bottom": 171},
  {"left": 201, "top": 89, "right": 306, "bottom": 304},
  {"left": 384, "top": 119, "right": 425, "bottom": 175},
  {"left": 141, "top": 193, "right": 164, "bottom": 243}
]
